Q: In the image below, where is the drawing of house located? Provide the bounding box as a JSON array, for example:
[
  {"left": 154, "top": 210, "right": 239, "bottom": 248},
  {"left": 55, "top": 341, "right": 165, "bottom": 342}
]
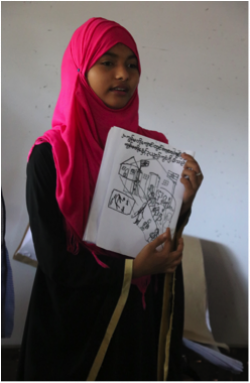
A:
[{"left": 119, "top": 157, "right": 141, "bottom": 194}]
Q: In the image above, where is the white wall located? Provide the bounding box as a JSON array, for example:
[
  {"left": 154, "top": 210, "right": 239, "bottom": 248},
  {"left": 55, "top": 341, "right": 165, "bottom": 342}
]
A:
[{"left": 2, "top": 1, "right": 247, "bottom": 346}]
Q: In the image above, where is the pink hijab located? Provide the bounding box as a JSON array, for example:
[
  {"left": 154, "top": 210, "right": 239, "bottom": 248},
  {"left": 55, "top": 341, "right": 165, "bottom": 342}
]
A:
[{"left": 29, "top": 18, "right": 168, "bottom": 305}]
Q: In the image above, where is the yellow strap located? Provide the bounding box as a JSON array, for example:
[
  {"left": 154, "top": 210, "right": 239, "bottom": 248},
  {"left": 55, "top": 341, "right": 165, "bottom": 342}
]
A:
[
  {"left": 158, "top": 209, "right": 191, "bottom": 380},
  {"left": 157, "top": 273, "right": 173, "bottom": 380},
  {"left": 87, "top": 258, "right": 133, "bottom": 381}
]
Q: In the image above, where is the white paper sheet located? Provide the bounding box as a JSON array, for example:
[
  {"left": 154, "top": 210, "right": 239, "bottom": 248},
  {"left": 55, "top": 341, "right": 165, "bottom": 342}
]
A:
[
  {"left": 83, "top": 127, "right": 194, "bottom": 258},
  {"left": 83, "top": 128, "right": 117, "bottom": 243},
  {"left": 16, "top": 227, "right": 37, "bottom": 261},
  {"left": 183, "top": 338, "right": 243, "bottom": 373}
]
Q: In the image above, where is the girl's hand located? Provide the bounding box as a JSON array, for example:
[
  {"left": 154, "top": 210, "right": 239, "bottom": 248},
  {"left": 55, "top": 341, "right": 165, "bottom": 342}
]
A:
[
  {"left": 180, "top": 153, "right": 203, "bottom": 215},
  {"left": 132, "top": 228, "right": 183, "bottom": 278}
]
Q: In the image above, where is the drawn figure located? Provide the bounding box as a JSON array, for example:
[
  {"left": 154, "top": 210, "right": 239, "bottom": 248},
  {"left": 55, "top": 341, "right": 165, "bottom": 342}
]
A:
[
  {"left": 148, "top": 199, "right": 157, "bottom": 208},
  {"left": 147, "top": 183, "right": 156, "bottom": 200},
  {"left": 152, "top": 206, "right": 160, "bottom": 217},
  {"left": 155, "top": 190, "right": 163, "bottom": 201},
  {"left": 108, "top": 189, "right": 135, "bottom": 215},
  {"left": 149, "top": 228, "right": 159, "bottom": 240},
  {"left": 131, "top": 202, "right": 147, "bottom": 225},
  {"left": 140, "top": 219, "right": 151, "bottom": 231},
  {"left": 161, "top": 211, "right": 172, "bottom": 230},
  {"left": 155, "top": 213, "right": 162, "bottom": 222},
  {"left": 110, "top": 193, "right": 122, "bottom": 209}
]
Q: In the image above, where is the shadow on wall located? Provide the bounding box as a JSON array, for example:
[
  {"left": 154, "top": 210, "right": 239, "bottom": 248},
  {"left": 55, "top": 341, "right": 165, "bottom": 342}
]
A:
[{"left": 200, "top": 239, "right": 248, "bottom": 345}]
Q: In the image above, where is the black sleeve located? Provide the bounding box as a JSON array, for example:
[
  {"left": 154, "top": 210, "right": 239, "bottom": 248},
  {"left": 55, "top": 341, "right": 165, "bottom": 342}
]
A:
[{"left": 26, "top": 143, "right": 125, "bottom": 288}]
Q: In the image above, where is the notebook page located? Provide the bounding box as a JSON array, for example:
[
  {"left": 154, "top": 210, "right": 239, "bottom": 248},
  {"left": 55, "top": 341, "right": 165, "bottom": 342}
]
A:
[{"left": 95, "top": 128, "right": 194, "bottom": 257}]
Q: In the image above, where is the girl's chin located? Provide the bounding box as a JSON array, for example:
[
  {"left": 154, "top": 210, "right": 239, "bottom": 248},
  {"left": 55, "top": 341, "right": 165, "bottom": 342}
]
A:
[{"left": 103, "top": 99, "right": 129, "bottom": 109}]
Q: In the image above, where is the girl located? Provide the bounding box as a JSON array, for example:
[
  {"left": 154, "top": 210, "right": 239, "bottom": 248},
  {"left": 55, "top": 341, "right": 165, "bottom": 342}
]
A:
[{"left": 17, "top": 17, "right": 203, "bottom": 381}]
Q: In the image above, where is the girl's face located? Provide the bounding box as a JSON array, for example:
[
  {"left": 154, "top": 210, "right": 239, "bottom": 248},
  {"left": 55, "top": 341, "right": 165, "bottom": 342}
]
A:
[{"left": 86, "top": 43, "right": 140, "bottom": 109}]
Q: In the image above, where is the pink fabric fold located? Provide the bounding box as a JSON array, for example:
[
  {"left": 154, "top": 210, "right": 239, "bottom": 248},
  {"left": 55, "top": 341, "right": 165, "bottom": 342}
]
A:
[{"left": 28, "top": 17, "right": 168, "bottom": 305}]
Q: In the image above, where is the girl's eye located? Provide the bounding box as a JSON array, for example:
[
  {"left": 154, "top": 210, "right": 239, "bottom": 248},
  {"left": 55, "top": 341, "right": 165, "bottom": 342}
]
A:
[
  {"left": 102, "top": 61, "right": 138, "bottom": 69},
  {"left": 127, "top": 63, "right": 138, "bottom": 69},
  {"left": 101, "top": 61, "right": 113, "bottom": 67}
]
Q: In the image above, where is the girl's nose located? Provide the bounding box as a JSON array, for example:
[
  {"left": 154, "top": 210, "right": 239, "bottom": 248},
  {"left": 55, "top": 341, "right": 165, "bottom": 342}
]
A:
[{"left": 115, "top": 65, "right": 129, "bottom": 80}]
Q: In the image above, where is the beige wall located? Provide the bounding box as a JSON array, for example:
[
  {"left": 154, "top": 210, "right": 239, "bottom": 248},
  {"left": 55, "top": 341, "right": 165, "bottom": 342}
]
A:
[{"left": 2, "top": 1, "right": 248, "bottom": 345}]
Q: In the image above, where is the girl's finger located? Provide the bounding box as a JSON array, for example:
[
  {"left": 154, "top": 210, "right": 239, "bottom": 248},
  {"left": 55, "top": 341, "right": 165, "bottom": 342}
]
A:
[
  {"left": 172, "top": 258, "right": 182, "bottom": 267},
  {"left": 177, "top": 237, "right": 184, "bottom": 251},
  {"left": 182, "top": 155, "right": 202, "bottom": 174},
  {"left": 181, "top": 169, "right": 199, "bottom": 189},
  {"left": 149, "top": 227, "right": 171, "bottom": 250},
  {"left": 178, "top": 237, "right": 184, "bottom": 245},
  {"left": 180, "top": 175, "right": 196, "bottom": 192},
  {"left": 162, "top": 228, "right": 174, "bottom": 251},
  {"left": 171, "top": 248, "right": 183, "bottom": 260},
  {"left": 181, "top": 153, "right": 195, "bottom": 161},
  {"left": 184, "top": 160, "right": 200, "bottom": 171},
  {"left": 182, "top": 167, "right": 198, "bottom": 178},
  {"left": 174, "top": 252, "right": 183, "bottom": 263}
]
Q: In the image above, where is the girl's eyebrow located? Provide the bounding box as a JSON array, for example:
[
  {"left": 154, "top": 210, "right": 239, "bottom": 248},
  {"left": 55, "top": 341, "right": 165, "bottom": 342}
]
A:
[{"left": 102, "top": 52, "right": 137, "bottom": 60}]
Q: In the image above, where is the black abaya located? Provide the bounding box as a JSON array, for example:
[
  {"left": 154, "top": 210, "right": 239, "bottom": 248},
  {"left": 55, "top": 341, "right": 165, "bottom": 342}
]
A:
[{"left": 17, "top": 143, "right": 187, "bottom": 381}]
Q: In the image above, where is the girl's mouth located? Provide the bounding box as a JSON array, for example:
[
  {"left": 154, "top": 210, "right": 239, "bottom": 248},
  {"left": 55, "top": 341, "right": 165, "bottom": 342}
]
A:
[{"left": 110, "top": 87, "right": 128, "bottom": 95}]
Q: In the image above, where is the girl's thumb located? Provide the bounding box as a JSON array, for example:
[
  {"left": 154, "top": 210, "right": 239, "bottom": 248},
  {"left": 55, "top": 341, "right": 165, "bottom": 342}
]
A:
[{"left": 150, "top": 228, "right": 171, "bottom": 250}]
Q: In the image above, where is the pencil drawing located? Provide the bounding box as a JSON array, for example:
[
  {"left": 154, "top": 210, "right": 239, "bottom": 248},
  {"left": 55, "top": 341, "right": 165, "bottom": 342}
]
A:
[{"left": 108, "top": 156, "right": 179, "bottom": 242}]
